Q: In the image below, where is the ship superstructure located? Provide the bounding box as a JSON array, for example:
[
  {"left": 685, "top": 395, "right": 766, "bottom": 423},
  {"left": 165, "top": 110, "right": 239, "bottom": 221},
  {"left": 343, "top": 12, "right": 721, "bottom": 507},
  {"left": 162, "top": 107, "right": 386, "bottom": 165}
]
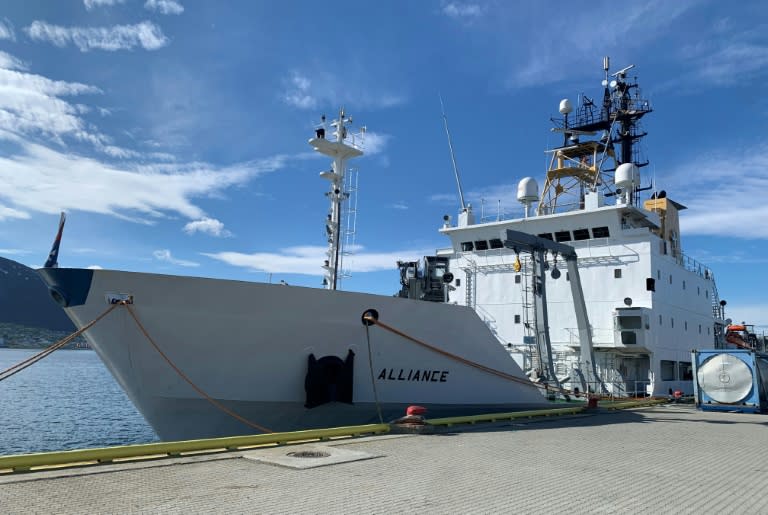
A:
[{"left": 402, "top": 58, "right": 725, "bottom": 396}]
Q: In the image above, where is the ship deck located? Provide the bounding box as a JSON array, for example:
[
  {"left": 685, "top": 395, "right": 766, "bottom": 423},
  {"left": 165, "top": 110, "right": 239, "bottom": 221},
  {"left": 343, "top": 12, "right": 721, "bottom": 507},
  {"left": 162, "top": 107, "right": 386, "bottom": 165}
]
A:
[{"left": 2, "top": 404, "right": 767, "bottom": 513}]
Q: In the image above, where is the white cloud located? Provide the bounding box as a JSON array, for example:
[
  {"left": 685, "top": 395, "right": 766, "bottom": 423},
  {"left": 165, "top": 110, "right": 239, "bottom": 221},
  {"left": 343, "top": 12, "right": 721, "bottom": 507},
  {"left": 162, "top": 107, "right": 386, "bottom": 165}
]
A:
[
  {"left": 0, "top": 19, "right": 15, "bottom": 41},
  {"left": 86, "top": 264, "right": 103, "bottom": 269},
  {"left": 183, "top": 217, "right": 232, "bottom": 237},
  {"left": 282, "top": 72, "right": 317, "bottom": 109},
  {"left": 0, "top": 248, "right": 32, "bottom": 255},
  {"left": 281, "top": 70, "right": 406, "bottom": 110},
  {"left": 204, "top": 245, "right": 434, "bottom": 275},
  {"left": 0, "top": 51, "right": 26, "bottom": 71},
  {"left": 153, "top": 249, "right": 199, "bottom": 267},
  {"left": 0, "top": 133, "right": 290, "bottom": 223},
  {"left": 144, "top": 0, "right": 184, "bottom": 15},
  {"left": 686, "top": 42, "right": 768, "bottom": 86},
  {"left": 666, "top": 143, "right": 768, "bottom": 239},
  {"left": 505, "top": 1, "right": 692, "bottom": 88},
  {"left": 25, "top": 21, "right": 168, "bottom": 52},
  {"left": 359, "top": 132, "right": 389, "bottom": 156},
  {"left": 390, "top": 201, "right": 408, "bottom": 210},
  {"left": 442, "top": 2, "right": 484, "bottom": 20},
  {"left": 84, "top": 0, "right": 127, "bottom": 9},
  {"left": 0, "top": 205, "right": 31, "bottom": 221}
]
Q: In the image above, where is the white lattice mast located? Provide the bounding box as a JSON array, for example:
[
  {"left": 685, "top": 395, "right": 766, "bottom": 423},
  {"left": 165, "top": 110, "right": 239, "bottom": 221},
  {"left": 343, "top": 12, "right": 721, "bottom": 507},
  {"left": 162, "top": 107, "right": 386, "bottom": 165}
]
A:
[{"left": 308, "top": 108, "right": 365, "bottom": 290}]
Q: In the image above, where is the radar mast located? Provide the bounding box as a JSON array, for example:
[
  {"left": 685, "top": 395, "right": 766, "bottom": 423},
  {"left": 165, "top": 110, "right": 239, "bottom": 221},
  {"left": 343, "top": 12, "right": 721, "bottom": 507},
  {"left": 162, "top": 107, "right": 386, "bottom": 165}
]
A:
[
  {"left": 538, "top": 56, "right": 652, "bottom": 214},
  {"left": 308, "top": 109, "right": 365, "bottom": 290}
]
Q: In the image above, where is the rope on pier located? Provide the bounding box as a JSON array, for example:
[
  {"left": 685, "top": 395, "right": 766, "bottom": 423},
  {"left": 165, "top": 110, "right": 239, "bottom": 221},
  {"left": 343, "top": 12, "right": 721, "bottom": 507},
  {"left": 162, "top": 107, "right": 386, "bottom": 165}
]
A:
[{"left": 0, "top": 302, "right": 121, "bottom": 383}]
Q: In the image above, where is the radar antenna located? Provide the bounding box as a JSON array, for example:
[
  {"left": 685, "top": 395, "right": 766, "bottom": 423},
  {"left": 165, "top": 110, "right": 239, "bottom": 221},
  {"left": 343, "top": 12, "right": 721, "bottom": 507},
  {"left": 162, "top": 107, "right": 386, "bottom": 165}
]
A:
[{"left": 439, "top": 93, "right": 466, "bottom": 211}]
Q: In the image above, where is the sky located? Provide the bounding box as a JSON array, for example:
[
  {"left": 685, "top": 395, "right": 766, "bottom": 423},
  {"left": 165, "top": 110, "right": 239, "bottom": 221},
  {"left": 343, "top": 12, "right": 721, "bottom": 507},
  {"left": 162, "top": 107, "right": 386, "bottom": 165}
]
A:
[{"left": 0, "top": 1, "right": 767, "bottom": 328}]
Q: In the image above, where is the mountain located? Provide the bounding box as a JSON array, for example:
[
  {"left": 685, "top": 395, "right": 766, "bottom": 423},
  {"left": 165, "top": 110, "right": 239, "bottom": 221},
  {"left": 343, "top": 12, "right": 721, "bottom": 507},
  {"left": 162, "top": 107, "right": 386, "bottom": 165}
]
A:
[{"left": 0, "top": 256, "right": 76, "bottom": 332}]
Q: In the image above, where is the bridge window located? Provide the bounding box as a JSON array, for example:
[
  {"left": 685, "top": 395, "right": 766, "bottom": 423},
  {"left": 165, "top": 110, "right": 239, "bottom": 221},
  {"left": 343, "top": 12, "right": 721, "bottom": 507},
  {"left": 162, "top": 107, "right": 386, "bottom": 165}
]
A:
[
  {"left": 538, "top": 232, "right": 553, "bottom": 241},
  {"left": 646, "top": 278, "right": 655, "bottom": 291},
  {"left": 489, "top": 238, "right": 504, "bottom": 249},
  {"left": 614, "top": 269, "right": 622, "bottom": 279},
  {"left": 461, "top": 241, "right": 474, "bottom": 251},
  {"left": 555, "top": 231, "right": 572, "bottom": 242},
  {"left": 514, "top": 275, "right": 521, "bottom": 284},
  {"left": 514, "top": 315, "right": 521, "bottom": 324},
  {"left": 661, "top": 360, "right": 676, "bottom": 381},
  {"left": 617, "top": 316, "right": 642, "bottom": 330},
  {"left": 573, "top": 228, "right": 590, "bottom": 241},
  {"left": 679, "top": 362, "right": 693, "bottom": 381},
  {"left": 592, "top": 226, "right": 610, "bottom": 238},
  {"left": 474, "top": 240, "right": 489, "bottom": 251}
]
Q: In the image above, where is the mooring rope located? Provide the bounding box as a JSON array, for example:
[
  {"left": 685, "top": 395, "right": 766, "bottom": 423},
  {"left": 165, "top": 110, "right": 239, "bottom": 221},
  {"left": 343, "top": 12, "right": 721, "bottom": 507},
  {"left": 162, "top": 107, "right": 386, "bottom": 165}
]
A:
[
  {"left": 364, "top": 324, "right": 384, "bottom": 424},
  {"left": 122, "top": 303, "right": 274, "bottom": 434},
  {"left": 362, "top": 313, "right": 599, "bottom": 400},
  {"left": 0, "top": 303, "right": 121, "bottom": 383}
]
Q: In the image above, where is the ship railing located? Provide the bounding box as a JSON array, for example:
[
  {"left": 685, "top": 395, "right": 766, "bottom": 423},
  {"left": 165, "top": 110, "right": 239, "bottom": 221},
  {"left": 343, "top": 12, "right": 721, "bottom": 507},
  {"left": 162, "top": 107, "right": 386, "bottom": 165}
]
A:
[
  {"left": 563, "top": 327, "right": 614, "bottom": 347},
  {"left": 676, "top": 252, "right": 713, "bottom": 280}
]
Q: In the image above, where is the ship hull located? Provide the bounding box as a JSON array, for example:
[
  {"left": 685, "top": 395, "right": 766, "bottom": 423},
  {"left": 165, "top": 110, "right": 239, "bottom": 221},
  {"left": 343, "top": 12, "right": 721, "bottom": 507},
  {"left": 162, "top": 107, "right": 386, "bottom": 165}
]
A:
[{"left": 39, "top": 268, "right": 547, "bottom": 440}]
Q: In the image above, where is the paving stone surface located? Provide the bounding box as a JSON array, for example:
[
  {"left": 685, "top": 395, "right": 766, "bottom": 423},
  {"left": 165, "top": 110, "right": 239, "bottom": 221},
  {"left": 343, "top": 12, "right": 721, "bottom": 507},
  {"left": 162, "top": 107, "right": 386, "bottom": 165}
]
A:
[{"left": 2, "top": 405, "right": 768, "bottom": 514}]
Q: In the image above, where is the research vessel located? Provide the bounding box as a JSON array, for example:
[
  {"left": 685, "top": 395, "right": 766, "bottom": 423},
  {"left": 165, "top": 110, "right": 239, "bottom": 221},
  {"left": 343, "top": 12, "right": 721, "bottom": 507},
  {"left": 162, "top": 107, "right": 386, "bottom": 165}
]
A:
[{"left": 39, "top": 58, "right": 724, "bottom": 440}]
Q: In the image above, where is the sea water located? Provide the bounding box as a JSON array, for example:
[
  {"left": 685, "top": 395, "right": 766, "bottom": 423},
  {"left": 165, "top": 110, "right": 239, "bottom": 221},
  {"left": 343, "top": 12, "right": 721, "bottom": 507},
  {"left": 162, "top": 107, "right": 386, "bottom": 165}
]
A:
[{"left": 0, "top": 349, "right": 157, "bottom": 455}]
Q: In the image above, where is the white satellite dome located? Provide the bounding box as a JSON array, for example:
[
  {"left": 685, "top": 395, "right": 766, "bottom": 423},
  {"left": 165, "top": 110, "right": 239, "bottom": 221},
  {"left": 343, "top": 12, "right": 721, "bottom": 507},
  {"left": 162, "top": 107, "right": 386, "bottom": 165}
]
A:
[
  {"left": 559, "top": 98, "right": 573, "bottom": 115},
  {"left": 615, "top": 163, "right": 640, "bottom": 189},
  {"left": 517, "top": 177, "right": 539, "bottom": 203}
]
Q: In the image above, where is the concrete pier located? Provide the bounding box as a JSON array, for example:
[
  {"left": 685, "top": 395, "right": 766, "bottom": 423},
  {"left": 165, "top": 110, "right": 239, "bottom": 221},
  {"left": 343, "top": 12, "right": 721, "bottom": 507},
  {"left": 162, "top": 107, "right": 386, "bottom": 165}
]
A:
[{"left": 2, "top": 405, "right": 767, "bottom": 514}]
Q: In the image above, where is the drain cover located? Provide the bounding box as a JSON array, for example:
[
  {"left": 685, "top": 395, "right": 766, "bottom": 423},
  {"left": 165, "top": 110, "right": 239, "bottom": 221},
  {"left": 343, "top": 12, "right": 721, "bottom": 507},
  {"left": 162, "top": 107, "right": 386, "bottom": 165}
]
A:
[
  {"left": 242, "top": 445, "right": 381, "bottom": 469},
  {"left": 286, "top": 450, "right": 331, "bottom": 459}
]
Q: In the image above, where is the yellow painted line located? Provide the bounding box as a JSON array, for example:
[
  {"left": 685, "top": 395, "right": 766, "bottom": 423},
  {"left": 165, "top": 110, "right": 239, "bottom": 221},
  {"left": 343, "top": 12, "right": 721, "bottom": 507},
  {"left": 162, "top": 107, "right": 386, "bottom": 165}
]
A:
[
  {"left": 0, "top": 424, "right": 390, "bottom": 474},
  {"left": 426, "top": 406, "right": 586, "bottom": 426}
]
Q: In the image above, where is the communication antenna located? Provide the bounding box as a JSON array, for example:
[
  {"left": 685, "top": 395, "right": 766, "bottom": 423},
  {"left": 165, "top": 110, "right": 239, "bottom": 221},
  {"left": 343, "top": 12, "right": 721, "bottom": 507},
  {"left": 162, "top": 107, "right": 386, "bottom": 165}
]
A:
[{"left": 439, "top": 93, "right": 466, "bottom": 211}]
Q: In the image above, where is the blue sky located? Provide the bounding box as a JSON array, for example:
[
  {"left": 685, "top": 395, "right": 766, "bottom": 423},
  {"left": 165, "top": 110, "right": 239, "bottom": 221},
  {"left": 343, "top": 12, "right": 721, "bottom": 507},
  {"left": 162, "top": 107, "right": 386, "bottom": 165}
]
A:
[{"left": 0, "top": 1, "right": 767, "bottom": 327}]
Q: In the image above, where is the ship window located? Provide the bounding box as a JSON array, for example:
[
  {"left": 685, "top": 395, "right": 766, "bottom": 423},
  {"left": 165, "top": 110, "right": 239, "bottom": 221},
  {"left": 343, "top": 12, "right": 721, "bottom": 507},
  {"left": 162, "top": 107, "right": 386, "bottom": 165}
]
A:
[
  {"left": 489, "top": 238, "right": 503, "bottom": 249},
  {"left": 646, "top": 278, "right": 655, "bottom": 291},
  {"left": 685, "top": 321, "right": 688, "bottom": 331},
  {"left": 455, "top": 278, "right": 461, "bottom": 287},
  {"left": 514, "top": 314, "right": 521, "bottom": 324},
  {"left": 679, "top": 362, "right": 693, "bottom": 381},
  {"left": 566, "top": 272, "right": 570, "bottom": 281},
  {"left": 620, "top": 331, "right": 637, "bottom": 345},
  {"left": 669, "top": 274, "right": 672, "bottom": 284},
  {"left": 661, "top": 360, "right": 676, "bottom": 381},
  {"left": 514, "top": 275, "right": 521, "bottom": 284},
  {"left": 697, "top": 286, "right": 700, "bottom": 295},
  {"left": 617, "top": 316, "right": 642, "bottom": 330},
  {"left": 538, "top": 232, "right": 553, "bottom": 241},
  {"left": 475, "top": 240, "right": 489, "bottom": 251},
  {"left": 573, "top": 228, "right": 590, "bottom": 241},
  {"left": 682, "top": 280, "right": 686, "bottom": 290},
  {"left": 614, "top": 269, "right": 622, "bottom": 279},
  {"left": 657, "top": 269, "right": 661, "bottom": 280},
  {"left": 698, "top": 324, "right": 701, "bottom": 334},
  {"left": 555, "top": 231, "right": 572, "bottom": 242},
  {"left": 671, "top": 318, "right": 674, "bottom": 328},
  {"left": 461, "top": 241, "right": 474, "bottom": 251},
  {"left": 659, "top": 314, "right": 662, "bottom": 325},
  {"left": 705, "top": 290, "right": 709, "bottom": 299},
  {"left": 707, "top": 327, "right": 710, "bottom": 335},
  {"left": 592, "top": 226, "right": 610, "bottom": 238}
]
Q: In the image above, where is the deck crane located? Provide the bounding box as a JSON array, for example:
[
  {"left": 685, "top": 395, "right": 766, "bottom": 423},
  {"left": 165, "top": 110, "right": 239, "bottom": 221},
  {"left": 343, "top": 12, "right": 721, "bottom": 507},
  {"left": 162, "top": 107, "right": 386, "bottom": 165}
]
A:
[{"left": 504, "top": 229, "right": 606, "bottom": 395}]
